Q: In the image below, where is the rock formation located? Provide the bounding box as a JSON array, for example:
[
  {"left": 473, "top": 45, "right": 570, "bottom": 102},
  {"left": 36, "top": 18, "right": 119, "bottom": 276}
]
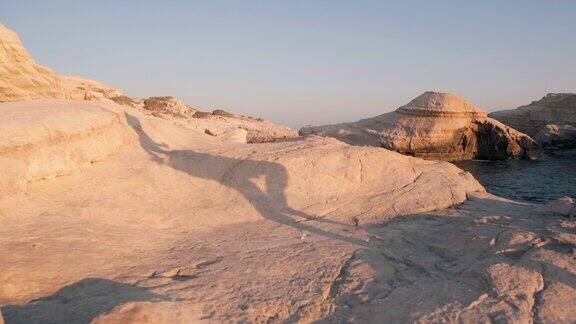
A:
[
  {"left": 534, "top": 124, "right": 576, "bottom": 149},
  {"left": 212, "top": 109, "right": 235, "bottom": 117},
  {"left": 0, "top": 100, "right": 133, "bottom": 197},
  {"left": 110, "top": 96, "right": 198, "bottom": 118},
  {"left": 0, "top": 99, "right": 482, "bottom": 210},
  {"left": 301, "top": 91, "right": 541, "bottom": 161},
  {"left": 540, "top": 196, "right": 576, "bottom": 217},
  {"left": 0, "top": 23, "right": 123, "bottom": 102},
  {"left": 0, "top": 23, "right": 297, "bottom": 144},
  {"left": 490, "top": 93, "right": 576, "bottom": 149},
  {"left": 0, "top": 100, "right": 574, "bottom": 322},
  {"left": 109, "top": 95, "right": 297, "bottom": 143},
  {"left": 1, "top": 23, "right": 574, "bottom": 324}
]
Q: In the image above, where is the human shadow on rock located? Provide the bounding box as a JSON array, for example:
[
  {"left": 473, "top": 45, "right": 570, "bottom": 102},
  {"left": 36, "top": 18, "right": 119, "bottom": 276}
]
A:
[{"left": 125, "top": 113, "right": 369, "bottom": 247}]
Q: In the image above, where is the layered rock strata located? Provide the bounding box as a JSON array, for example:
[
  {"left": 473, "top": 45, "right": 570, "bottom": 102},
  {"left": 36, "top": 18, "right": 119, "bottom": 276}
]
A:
[
  {"left": 0, "top": 100, "right": 133, "bottom": 197},
  {"left": 301, "top": 92, "right": 541, "bottom": 161}
]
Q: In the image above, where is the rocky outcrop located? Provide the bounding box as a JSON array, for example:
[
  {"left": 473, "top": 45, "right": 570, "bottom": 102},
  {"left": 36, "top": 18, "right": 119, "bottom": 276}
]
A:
[
  {"left": 0, "top": 22, "right": 297, "bottom": 144},
  {"left": 540, "top": 196, "right": 576, "bottom": 217},
  {"left": 475, "top": 118, "right": 543, "bottom": 160},
  {"left": 59, "top": 76, "right": 123, "bottom": 100},
  {"left": 1, "top": 25, "right": 574, "bottom": 324},
  {"left": 0, "top": 23, "right": 123, "bottom": 102},
  {"left": 110, "top": 95, "right": 297, "bottom": 143},
  {"left": 110, "top": 95, "right": 199, "bottom": 119},
  {"left": 141, "top": 96, "right": 197, "bottom": 118},
  {"left": 490, "top": 93, "right": 576, "bottom": 149},
  {"left": 301, "top": 92, "right": 541, "bottom": 161},
  {"left": 0, "top": 100, "right": 133, "bottom": 197},
  {"left": 212, "top": 109, "right": 235, "bottom": 117},
  {"left": 0, "top": 102, "right": 574, "bottom": 323},
  {"left": 0, "top": 99, "right": 482, "bottom": 210},
  {"left": 534, "top": 124, "right": 576, "bottom": 149},
  {"left": 0, "top": 100, "right": 485, "bottom": 309}
]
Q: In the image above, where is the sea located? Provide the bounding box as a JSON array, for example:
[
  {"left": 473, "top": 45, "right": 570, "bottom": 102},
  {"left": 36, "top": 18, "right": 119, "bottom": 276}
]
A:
[{"left": 454, "top": 150, "right": 576, "bottom": 204}]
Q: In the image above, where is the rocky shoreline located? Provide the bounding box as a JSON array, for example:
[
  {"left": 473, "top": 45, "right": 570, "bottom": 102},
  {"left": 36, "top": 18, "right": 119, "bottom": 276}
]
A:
[{"left": 1, "top": 23, "right": 575, "bottom": 323}]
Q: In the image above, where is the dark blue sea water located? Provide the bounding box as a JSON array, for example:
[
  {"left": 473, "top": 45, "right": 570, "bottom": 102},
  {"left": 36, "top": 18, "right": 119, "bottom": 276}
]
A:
[{"left": 454, "top": 150, "right": 576, "bottom": 204}]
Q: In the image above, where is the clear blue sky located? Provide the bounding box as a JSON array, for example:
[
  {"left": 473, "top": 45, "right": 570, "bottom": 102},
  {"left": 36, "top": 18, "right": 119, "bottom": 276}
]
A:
[{"left": 1, "top": 1, "right": 575, "bottom": 128}]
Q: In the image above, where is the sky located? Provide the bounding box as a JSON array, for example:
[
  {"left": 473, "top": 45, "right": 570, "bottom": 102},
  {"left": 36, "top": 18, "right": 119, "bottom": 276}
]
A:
[{"left": 1, "top": 1, "right": 575, "bottom": 128}]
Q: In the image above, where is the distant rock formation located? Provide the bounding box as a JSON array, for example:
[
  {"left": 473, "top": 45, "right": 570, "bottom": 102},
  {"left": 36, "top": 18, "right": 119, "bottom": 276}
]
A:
[
  {"left": 0, "top": 23, "right": 297, "bottom": 143},
  {"left": 108, "top": 95, "right": 297, "bottom": 143},
  {"left": 141, "top": 96, "right": 195, "bottom": 118},
  {"left": 110, "top": 96, "right": 198, "bottom": 118},
  {"left": 534, "top": 124, "right": 576, "bottom": 150},
  {"left": 301, "top": 92, "right": 541, "bottom": 161},
  {"left": 189, "top": 109, "right": 298, "bottom": 144},
  {"left": 212, "top": 109, "right": 235, "bottom": 117},
  {"left": 490, "top": 93, "right": 576, "bottom": 149},
  {"left": 0, "top": 23, "right": 123, "bottom": 102}
]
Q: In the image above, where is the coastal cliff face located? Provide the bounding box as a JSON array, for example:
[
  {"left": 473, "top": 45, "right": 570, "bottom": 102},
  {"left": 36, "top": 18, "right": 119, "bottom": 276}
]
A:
[
  {"left": 490, "top": 93, "right": 576, "bottom": 149},
  {"left": 301, "top": 92, "right": 541, "bottom": 161},
  {"left": 0, "top": 23, "right": 123, "bottom": 102}
]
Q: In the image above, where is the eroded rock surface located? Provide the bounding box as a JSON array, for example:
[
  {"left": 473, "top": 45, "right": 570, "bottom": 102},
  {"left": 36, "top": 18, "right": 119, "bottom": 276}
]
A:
[
  {"left": 2, "top": 174, "right": 574, "bottom": 323},
  {"left": 0, "top": 23, "right": 122, "bottom": 102},
  {"left": 0, "top": 100, "right": 133, "bottom": 197},
  {"left": 0, "top": 22, "right": 297, "bottom": 144},
  {"left": 301, "top": 92, "right": 541, "bottom": 161},
  {"left": 319, "top": 193, "right": 576, "bottom": 323},
  {"left": 2, "top": 100, "right": 573, "bottom": 323},
  {"left": 0, "top": 100, "right": 491, "bottom": 322},
  {"left": 141, "top": 96, "right": 197, "bottom": 118},
  {"left": 491, "top": 93, "right": 576, "bottom": 149},
  {"left": 110, "top": 95, "right": 297, "bottom": 143},
  {"left": 1, "top": 23, "right": 573, "bottom": 324}
]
